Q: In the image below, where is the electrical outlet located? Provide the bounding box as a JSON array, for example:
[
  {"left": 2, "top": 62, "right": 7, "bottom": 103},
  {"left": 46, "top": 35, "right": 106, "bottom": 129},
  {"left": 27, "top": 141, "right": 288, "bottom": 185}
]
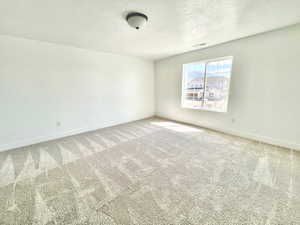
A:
[
  {"left": 56, "top": 121, "right": 61, "bottom": 127},
  {"left": 231, "top": 118, "right": 236, "bottom": 123}
]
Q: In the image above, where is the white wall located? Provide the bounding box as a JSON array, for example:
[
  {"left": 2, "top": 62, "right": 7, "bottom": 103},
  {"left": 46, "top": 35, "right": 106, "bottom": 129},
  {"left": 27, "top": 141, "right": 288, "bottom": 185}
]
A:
[
  {"left": 155, "top": 24, "right": 300, "bottom": 150},
  {"left": 0, "top": 35, "right": 155, "bottom": 151}
]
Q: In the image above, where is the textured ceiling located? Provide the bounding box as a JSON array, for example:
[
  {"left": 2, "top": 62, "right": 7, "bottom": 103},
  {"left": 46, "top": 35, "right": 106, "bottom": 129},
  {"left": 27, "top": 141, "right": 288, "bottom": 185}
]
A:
[{"left": 1, "top": 0, "right": 300, "bottom": 60}]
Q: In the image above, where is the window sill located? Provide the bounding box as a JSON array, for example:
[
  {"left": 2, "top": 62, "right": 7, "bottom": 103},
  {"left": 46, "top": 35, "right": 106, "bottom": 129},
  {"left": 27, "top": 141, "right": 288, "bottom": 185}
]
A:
[{"left": 182, "top": 105, "right": 227, "bottom": 113}]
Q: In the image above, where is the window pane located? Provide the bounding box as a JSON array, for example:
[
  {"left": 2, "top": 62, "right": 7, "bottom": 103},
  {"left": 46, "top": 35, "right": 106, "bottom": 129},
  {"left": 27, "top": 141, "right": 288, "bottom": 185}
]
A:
[
  {"left": 203, "top": 59, "right": 232, "bottom": 112},
  {"left": 182, "top": 63, "right": 205, "bottom": 108}
]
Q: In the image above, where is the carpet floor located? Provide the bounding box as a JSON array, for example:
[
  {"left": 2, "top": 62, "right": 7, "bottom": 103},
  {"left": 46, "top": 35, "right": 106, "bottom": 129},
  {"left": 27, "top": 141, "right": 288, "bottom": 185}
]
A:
[{"left": 0, "top": 117, "right": 299, "bottom": 225}]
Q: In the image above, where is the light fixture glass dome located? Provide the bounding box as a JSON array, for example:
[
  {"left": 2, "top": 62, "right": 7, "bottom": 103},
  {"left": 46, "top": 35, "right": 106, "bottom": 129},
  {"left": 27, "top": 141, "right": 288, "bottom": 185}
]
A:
[{"left": 126, "top": 12, "right": 148, "bottom": 30}]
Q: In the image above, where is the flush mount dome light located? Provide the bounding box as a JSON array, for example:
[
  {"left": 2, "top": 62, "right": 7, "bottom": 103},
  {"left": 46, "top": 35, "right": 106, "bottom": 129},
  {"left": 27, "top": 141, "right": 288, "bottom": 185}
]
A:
[{"left": 126, "top": 12, "right": 148, "bottom": 30}]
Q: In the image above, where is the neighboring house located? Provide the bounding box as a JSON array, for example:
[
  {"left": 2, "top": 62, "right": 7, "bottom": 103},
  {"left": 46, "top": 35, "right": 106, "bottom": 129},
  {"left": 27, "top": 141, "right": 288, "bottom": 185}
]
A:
[{"left": 185, "top": 76, "right": 229, "bottom": 101}]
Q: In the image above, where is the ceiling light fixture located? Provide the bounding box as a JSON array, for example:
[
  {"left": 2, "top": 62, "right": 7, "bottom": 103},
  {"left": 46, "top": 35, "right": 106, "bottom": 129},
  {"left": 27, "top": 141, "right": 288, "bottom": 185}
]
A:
[{"left": 126, "top": 12, "right": 148, "bottom": 30}]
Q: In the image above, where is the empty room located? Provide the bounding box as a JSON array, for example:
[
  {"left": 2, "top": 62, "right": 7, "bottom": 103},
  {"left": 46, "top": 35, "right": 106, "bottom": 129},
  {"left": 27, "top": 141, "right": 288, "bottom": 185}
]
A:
[{"left": 0, "top": 0, "right": 300, "bottom": 224}]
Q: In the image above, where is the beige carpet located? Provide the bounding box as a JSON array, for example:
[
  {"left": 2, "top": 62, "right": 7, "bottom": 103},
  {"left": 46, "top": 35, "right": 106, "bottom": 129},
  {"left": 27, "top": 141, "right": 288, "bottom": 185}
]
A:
[{"left": 0, "top": 117, "right": 299, "bottom": 225}]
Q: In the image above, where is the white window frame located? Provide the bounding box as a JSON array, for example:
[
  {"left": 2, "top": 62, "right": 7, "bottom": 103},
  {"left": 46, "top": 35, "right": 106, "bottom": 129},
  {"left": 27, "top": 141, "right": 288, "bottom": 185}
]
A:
[{"left": 181, "top": 56, "right": 233, "bottom": 113}]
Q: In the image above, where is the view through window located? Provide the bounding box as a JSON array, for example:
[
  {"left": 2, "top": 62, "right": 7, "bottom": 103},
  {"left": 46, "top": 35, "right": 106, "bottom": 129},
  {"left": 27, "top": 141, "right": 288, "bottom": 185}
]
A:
[{"left": 182, "top": 57, "right": 233, "bottom": 112}]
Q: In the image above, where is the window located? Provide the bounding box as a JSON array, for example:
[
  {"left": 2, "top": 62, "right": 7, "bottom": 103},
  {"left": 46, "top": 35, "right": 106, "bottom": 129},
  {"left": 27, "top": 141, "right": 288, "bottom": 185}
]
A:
[{"left": 182, "top": 56, "right": 233, "bottom": 112}]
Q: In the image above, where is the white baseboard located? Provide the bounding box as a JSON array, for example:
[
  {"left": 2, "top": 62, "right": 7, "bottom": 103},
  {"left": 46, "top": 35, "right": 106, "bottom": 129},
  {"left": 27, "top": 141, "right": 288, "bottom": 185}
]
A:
[
  {"left": 156, "top": 114, "right": 300, "bottom": 151},
  {"left": 2, "top": 113, "right": 299, "bottom": 152},
  {"left": 0, "top": 115, "right": 154, "bottom": 152}
]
